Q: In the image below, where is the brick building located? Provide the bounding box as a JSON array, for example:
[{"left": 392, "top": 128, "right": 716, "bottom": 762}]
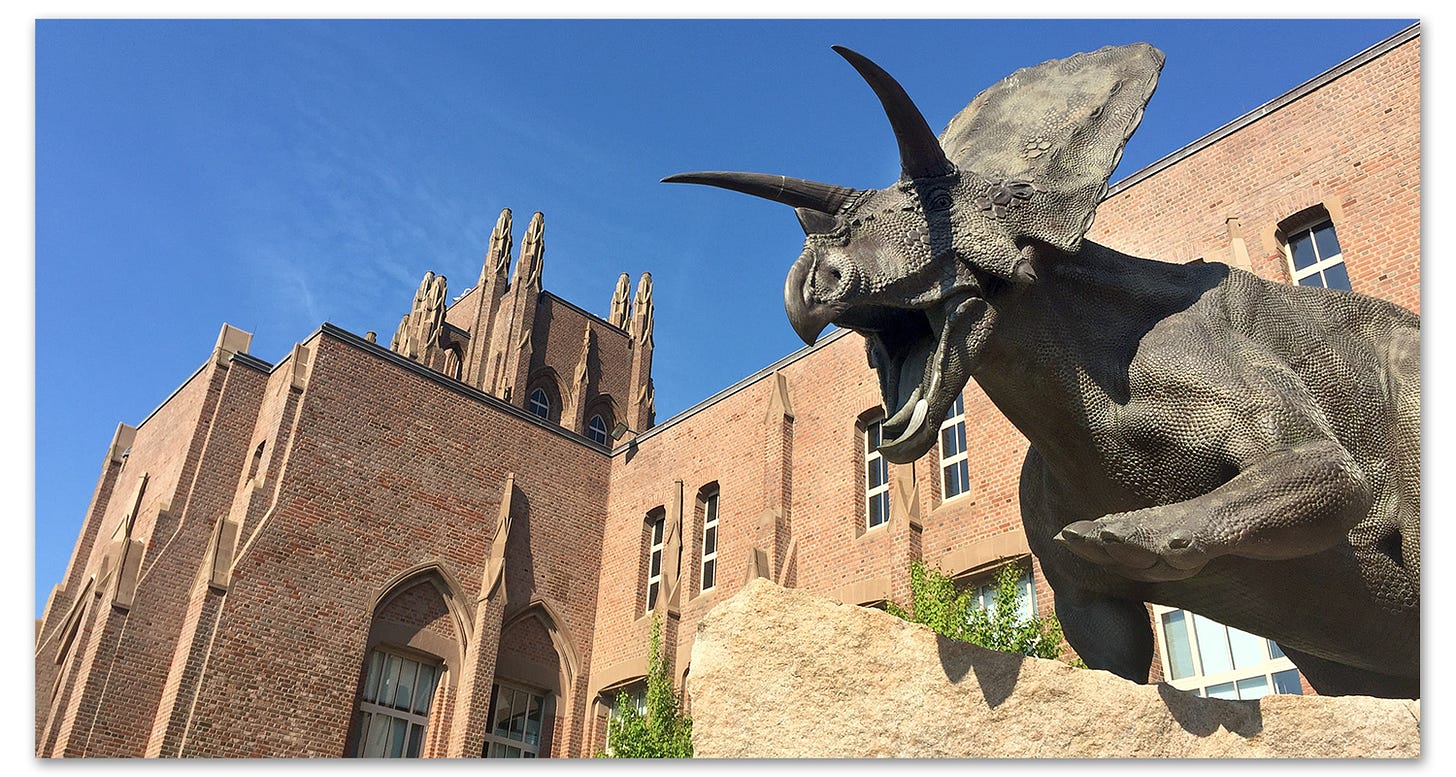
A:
[{"left": 35, "top": 26, "right": 1419, "bottom": 757}]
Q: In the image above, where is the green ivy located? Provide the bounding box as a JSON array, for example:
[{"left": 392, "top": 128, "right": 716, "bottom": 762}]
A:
[
  {"left": 599, "top": 615, "right": 693, "bottom": 758},
  {"left": 886, "top": 561, "right": 1068, "bottom": 661}
]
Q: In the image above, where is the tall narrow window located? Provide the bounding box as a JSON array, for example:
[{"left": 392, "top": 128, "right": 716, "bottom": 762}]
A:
[
  {"left": 353, "top": 648, "right": 441, "bottom": 758},
  {"left": 1285, "top": 218, "right": 1351, "bottom": 291},
  {"left": 646, "top": 514, "right": 665, "bottom": 612},
  {"left": 701, "top": 490, "right": 719, "bottom": 592},
  {"left": 483, "top": 682, "right": 547, "bottom": 758},
  {"left": 528, "top": 388, "right": 551, "bottom": 420},
  {"left": 865, "top": 419, "right": 890, "bottom": 530},
  {"left": 587, "top": 415, "right": 610, "bottom": 445},
  {"left": 940, "top": 394, "right": 970, "bottom": 501}
]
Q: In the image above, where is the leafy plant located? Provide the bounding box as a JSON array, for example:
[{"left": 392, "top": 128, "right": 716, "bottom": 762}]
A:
[
  {"left": 600, "top": 615, "right": 693, "bottom": 758},
  {"left": 887, "top": 561, "right": 1068, "bottom": 661}
]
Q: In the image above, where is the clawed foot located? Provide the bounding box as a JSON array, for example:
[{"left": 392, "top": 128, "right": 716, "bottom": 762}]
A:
[{"left": 1056, "top": 513, "right": 1211, "bottom": 582}]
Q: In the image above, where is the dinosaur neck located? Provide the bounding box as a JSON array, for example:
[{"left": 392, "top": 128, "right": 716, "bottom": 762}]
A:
[{"left": 971, "top": 240, "right": 1229, "bottom": 464}]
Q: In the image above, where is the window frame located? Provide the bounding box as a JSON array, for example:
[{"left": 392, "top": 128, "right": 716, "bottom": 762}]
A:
[
  {"left": 646, "top": 513, "right": 665, "bottom": 613},
  {"left": 864, "top": 417, "right": 890, "bottom": 531},
  {"left": 586, "top": 414, "right": 610, "bottom": 445},
  {"left": 352, "top": 646, "right": 442, "bottom": 758},
  {"left": 528, "top": 388, "right": 551, "bottom": 420},
  {"left": 939, "top": 393, "right": 971, "bottom": 503},
  {"left": 700, "top": 489, "right": 720, "bottom": 593},
  {"left": 1282, "top": 216, "right": 1350, "bottom": 291},
  {"left": 482, "top": 680, "right": 549, "bottom": 758},
  {"left": 1151, "top": 603, "right": 1303, "bottom": 699}
]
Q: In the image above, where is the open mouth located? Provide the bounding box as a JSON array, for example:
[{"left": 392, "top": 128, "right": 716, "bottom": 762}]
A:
[{"left": 851, "top": 294, "right": 985, "bottom": 463}]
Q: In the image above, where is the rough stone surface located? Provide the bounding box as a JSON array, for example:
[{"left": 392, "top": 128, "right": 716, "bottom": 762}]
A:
[{"left": 688, "top": 580, "right": 1419, "bottom": 758}]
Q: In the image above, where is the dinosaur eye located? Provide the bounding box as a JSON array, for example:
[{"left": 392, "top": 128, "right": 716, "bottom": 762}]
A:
[{"left": 926, "top": 188, "right": 953, "bottom": 212}]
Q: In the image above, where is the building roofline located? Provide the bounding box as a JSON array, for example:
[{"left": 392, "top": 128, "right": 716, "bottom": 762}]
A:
[
  {"left": 619, "top": 327, "right": 855, "bottom": 452},
  {"left": 315, "top": 323, "right": 612, "bottom": 454},
  {"left": 1106, "top": 22, "right": 1419, "bottom": 198},
  {"left": 539, "top": 290, "right": 630, "bottom": 338}
]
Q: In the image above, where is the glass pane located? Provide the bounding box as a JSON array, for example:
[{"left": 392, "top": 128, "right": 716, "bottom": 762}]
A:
[
  {"left": 1289, "top": 231, "right": 1317, "bottom": 269},
  {"left": 1323, "top": 262, "right": 1352, "bottom": 291},
  {"left": 868, "top": 458, "right": 885, "bottom": 488},
  {"left": 1161, "top": 611, "right": 1195, "bottom": 680},
  {"left": 355, "top": 712, "right": 372, "bottom": 757},
  {"left": 649, "top": 550, "right": 661, "bottom": 578},
  {"left": 651, "top": 519, "right": 663, "bottom": 544},
  {"left": 395, "top": 659, "right": 417, "bottom": 710},
  {"left": 943, "top": 466, "right": 959, "bottom": 498},
  {"left": 503, "top": 744, "right": 521, "bottom": 758},
  {"left": 363, "top": 651, "right": 383, "bottom": 703},
  {"left": 1272, "top": 668, "right": 1303, "bottom": 695},
  {"left": 647, "top": 581, "right": 659, "bottom": 607},
  {"left": 389, "top": 716, "right": 408, "bottom": 758},
  {"left": 867, "top": 422, "right": 881, "bottom": 448},
  {"left": 510, "top": 689, "right": 526, "bottom": 740},
  {"left": 1298, "top": 273, "right": 1325, "bottom": 287},
  {"left": 1227, "top": 627, "right": 1267, "bottom": 670},
  {"left": 363, "top": 712, "right": 392, "bottom": 757},
  {"left": 525, "top": 751, "right": 536, "bottom": 758},
  {"left": 525, "top": 694, "right": 542, "bottom": 745},
  {"left": 492, "top": 685, "right": 512, "bottom": 737},
  {"left": 1016, "top": 572, "right": 1034, "bottom": 619},
  {"left": 379, "top": 655, "right": 401, "bottom": 710},
  {"left": 1193, "top": 614, "right": 1234, "bottom": 675},
  {"left": 868, "top": 493, "right": 885, "bottom": 527},
  {"left": 1236, "top": 675, "right": 1271, "bottom": 700},
  {"left": 414, "top": 665, "right": 437, "bottom": 715},
  {"left": 407, "top": 723, "right": 424, "bottom": 758},
  {"left": 1267, "top": 639, "right": 1285, "bottom": 660},
  {"left": 706, "top": 494, "right": 718, "bottom": 522},
  {"left": 703, "top": 558, "right": 715, "bottom": 589},
  {"left": 941, "top": 426, "right": 958, "bottom": 456},
  {"left": 955, "top": 460, "right": 970, "bottom": 496},
  {"left": 704, "top": 525, "right": 716, "bottom": 555},
  {"left": 956, "top": 422, "right": 967, "bottom": 451},
  {"left": 1313, "top": 223, "right": 1342, "bottom": 259},
  {"left": 1205, "top": 682, "right": 1238, "bottom": 700}
]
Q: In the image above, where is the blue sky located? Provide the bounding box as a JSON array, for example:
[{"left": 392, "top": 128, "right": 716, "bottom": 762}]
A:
[{"left": 33, "top": 18, "right": 1416, "bottom": 617}]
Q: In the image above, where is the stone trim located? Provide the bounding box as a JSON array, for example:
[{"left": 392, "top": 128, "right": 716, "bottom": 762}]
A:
[
  {"left": 932, "top": 531, "right": 1033, "bottom": 580},
  {"left": 827, "top": 576, "right": 891, "bottom": 607}
]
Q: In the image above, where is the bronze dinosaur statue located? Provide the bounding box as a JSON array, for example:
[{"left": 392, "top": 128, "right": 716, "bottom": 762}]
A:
[{"left": 666, "top": 43, "right": 1420, "bottom": 698}]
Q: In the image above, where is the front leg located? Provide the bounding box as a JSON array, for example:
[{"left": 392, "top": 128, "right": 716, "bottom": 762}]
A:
[{"left": 1058, "top": 438, "right": 1372, "bottom": 582}]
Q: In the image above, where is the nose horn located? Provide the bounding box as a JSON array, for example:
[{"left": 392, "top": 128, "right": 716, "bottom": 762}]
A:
[{"left": 784, "top": 253, "right": 838, "bottom": 346}]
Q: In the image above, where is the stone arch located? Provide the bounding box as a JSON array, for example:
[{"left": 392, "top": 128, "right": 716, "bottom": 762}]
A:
[
  {"left": 582, "top": 394, "right": 619, "bottom": 444},
  {"left": 489, "top": 599, "right": 582, "bottom": 757}
]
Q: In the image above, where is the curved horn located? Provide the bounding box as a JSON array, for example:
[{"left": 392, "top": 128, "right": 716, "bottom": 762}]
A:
[
  {"left": 832, "top": 46, "right": 954, "bottom": 180},
  {"left": 661, "top": 172, "right": 858, "bottom": 214}
]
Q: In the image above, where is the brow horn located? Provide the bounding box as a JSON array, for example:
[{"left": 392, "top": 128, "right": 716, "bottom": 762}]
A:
[
  {"left": 832, "top": 45, "right": 954, "bottom": 180},
  {"left": 661, "top": 172, "right": 859, "bottom": 214}
]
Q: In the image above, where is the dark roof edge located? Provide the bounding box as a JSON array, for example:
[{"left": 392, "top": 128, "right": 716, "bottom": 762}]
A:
[
  {"left": 316, "top": 322, "right": 611, "bottom": 454},
  {"left": 1106, "top": 22, "right": 1419, "bottom": 198},
  {"left": 620, "top": 328, "right": 855, "bottom": 452},
  {"left": 132, "top": 348, "right": 276, "bottom": 430}
]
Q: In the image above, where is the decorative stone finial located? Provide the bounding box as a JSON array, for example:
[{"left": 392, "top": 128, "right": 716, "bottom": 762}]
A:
[
  {"left": 486, "top": 207, "right": 514, "bottom": 281},
  {"left": 609, "top": 272, "right": 631, "bottom": 328},
  {"left": 515, "top": 211, "right": 545, "bottom": 291}
]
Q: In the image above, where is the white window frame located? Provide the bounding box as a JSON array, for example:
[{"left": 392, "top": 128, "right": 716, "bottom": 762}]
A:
[
  {"left": 1151, "top": 604, "right": 1303, "bottom": 699},
  {"left": 864, "top": 418, "right": 890, "bottom": 530},
  {"left": 646, "top": 515, "right": 665, "bottom": 612},
  {"left": 939, "top": 394, "right": 970, "bottom": 502},
  {"left": 701, "top": 490, "right": 719, "bottom": 592},
  {"left": 969, "top": 565, "right": 1037, "bottom": 620},
  {"left": 1284, "top": 218, "right": 1348, "bottom": 290},
  {"left": 353, "top": 647, "right": 442, "bottom": 758},
  {"left": 483, "top": 681, "right": 548, "bottom": 758},
  {"left": 587, "top": 414, "right": 610, "bottom": 445},
  {"left": 528, "top": 388, "right": 551, "bottom": 420},
  {"left": 603, "top": 682, "right": 647, "bottom": 757}
]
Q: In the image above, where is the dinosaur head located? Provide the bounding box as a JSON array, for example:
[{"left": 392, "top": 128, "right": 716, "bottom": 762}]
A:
[{"left": 666, "top": 44, "right": 1163, "bottom": 463}]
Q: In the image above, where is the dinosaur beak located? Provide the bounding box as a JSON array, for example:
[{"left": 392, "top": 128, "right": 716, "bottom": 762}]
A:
[{"left": 784, "top": 251, "right": 839, "bottom": 345}]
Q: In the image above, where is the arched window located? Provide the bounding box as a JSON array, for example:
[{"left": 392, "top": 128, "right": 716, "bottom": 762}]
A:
[
  {"left": 700, "top": 488, "right": 720, "bottom": 592},
  {"left": 1280, "top": 206, "right": 1351, "bottom": 291},
  {"left": 528, "top": 388, "right": 551, "bottom": 420},
  {"left": 587, "top": 415, "right": 610, "bottom": 445}
]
